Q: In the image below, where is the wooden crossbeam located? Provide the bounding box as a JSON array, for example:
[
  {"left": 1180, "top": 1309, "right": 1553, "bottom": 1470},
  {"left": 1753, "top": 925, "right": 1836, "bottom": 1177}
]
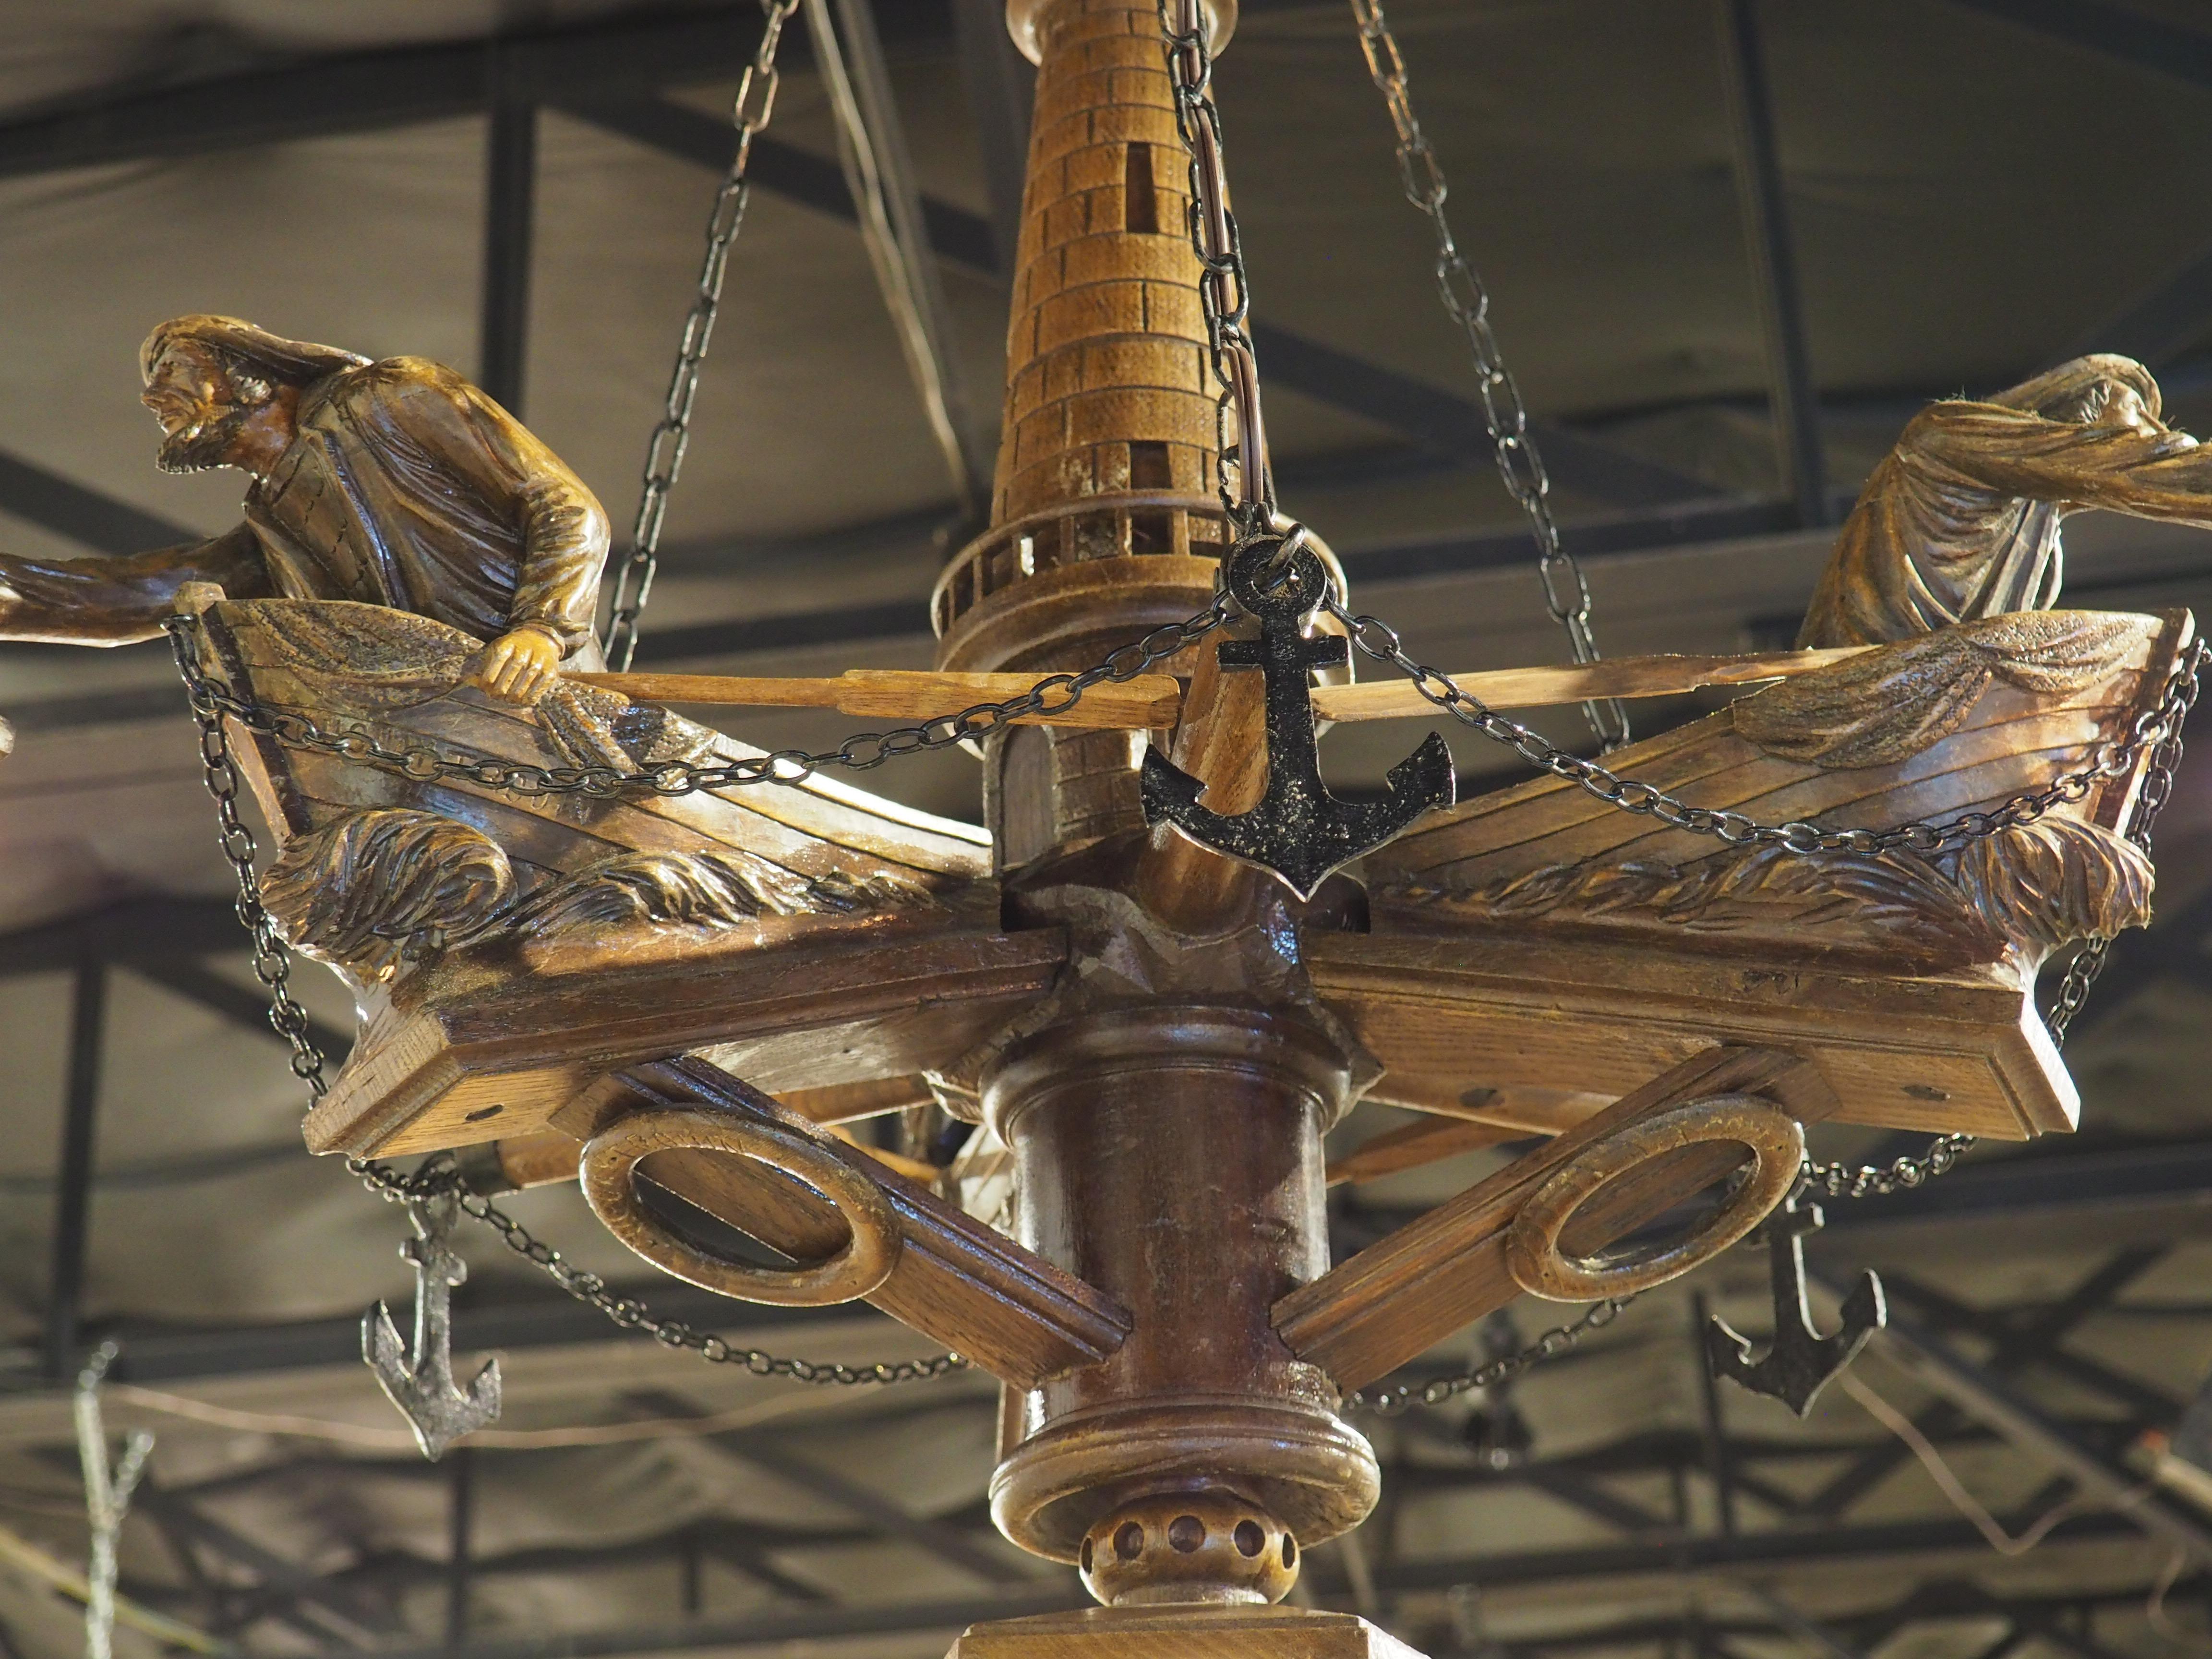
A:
[{"left": 571, "top": 646, "right": 1868, "bottom": 731}]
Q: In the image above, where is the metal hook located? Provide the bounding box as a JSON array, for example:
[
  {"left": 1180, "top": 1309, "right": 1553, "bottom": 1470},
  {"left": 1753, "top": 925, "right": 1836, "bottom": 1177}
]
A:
[
  {"left": 1706, "top": 1192, "right": 1884, "bottom": 1417},
  {"left": 363, "top": 1191, "right": 502, "bottom": 1459}
]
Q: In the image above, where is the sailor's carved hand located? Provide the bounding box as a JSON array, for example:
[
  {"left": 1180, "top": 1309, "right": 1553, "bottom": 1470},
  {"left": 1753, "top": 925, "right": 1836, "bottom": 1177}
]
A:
[{"left": 473, "top": 625, "right": 562, "bottom": 702}]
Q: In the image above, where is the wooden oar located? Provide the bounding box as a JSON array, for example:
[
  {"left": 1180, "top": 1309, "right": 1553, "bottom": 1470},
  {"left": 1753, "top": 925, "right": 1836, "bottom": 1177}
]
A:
[
  {"left": 1309, "top": 645, "right": 1869, "bottom": 723},
  {"left": 566, "top": 668, "right": 1184, "bottom": 729},
  {"left": 571, "top": 645, "right": 1870, "bottom": 731}
]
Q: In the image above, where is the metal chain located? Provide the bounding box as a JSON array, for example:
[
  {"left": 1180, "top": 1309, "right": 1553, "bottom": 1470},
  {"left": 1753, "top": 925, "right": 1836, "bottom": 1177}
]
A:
[
  {"left": 1801, "top": 637, "right": 2200, "bottom": 1198},
  {"left": 164, "top": 597, "right": 1232, "bottom": 802},
  {"left": 1331, "top": 601, "right": 2209, "bottom": 861},
  {"left": 167, "top": 625, "right": 967, "bottom": 1390},
  {"left": 1348, "top": 1295, "right": 1633, "bottom": 1416},
  {"left": 349, "top": 1156, "right": 969, "bottom": 1387},
  {"left": 1345, "top": 0, "right": 1628, "bottom": 750},
  {"left": 1158, "top": 0, "right": 1274, "bottom": 537},
  {"left": 602, "top": 0, "right": 803, "bottom": 673}
]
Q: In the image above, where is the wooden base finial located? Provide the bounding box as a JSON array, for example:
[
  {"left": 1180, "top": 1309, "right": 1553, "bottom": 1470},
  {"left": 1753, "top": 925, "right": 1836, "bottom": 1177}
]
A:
[{"left": 947, "top": 1605, "right": 1427, "bottom": 1658}]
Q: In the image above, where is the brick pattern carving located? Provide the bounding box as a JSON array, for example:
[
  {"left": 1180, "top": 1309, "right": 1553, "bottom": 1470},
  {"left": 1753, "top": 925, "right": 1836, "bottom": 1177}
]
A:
[{"left": 997, "top": 0, "right": 1220, "bottom": 524}]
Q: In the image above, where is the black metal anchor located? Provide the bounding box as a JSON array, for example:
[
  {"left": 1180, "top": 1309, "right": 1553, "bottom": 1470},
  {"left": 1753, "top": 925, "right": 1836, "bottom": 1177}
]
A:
[
  {"left": 1706, "top": 1192, "right": 1884, "bottom": 1416},
  {"left": 363, "top": 1191, "right": 502, "bottom": 1459},
  {"left": 1141, "top": 534, "right": 1455, "bottom": 898}
]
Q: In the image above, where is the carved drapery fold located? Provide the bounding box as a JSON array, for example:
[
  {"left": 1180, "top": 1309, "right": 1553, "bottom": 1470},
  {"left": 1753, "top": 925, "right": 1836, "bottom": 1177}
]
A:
[{"left": 1732, "top": 611, "right": 2157, "bottom": 769}]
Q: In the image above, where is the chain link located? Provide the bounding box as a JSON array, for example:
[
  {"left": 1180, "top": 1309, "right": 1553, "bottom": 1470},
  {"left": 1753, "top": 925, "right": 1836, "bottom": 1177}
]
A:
[
  {"left": 602, "top": 0, "right": 803, "bottom": 673},
  {"left": 165, "top": 598, "right": 1232, "bottom": 802},
  {"left": 349, "top": 1156, "right": 969, "bottom": 1387},
  {"left": 1801, "top": 629, "right": 2200, "bottom": 1198},
  {"left": 1331, "top": 601, "right": 2208, "bottom": 861},
  {"left": 1345, "top": 0, "right": 1627, "bottom": 750},
  {"left": 1348, "top": 1296, "right": 1632, "bottom": 1416},
  {"left": 166, "top": 623, "right": 969, "bottom": 1391},
  {"left": 1158, "top": 0, "right": 1273, "bottom": 537}
]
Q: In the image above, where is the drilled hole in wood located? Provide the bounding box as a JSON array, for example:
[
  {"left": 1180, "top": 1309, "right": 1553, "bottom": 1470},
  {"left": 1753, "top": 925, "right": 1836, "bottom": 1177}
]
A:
[
  {"left": 1903, "top": 1082, "right": 1950, "bottom": 1101},
  {"left": 464, "top": 1104, "right": 504, "bottom": 1123}
]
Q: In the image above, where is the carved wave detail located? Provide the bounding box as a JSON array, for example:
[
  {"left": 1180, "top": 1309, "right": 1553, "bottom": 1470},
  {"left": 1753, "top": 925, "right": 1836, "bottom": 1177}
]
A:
[
  {"left": 263, "top": 808, "right": 940, "bottom": 983},
  {"left": 264, "top": 809, "right": 517, "bottom": 983},
  {"left": 1733, "top": 610, "right": 2156, "bottom": 769},
  {"left": 513, "top": 850, "right": 939, "bottom": 932},
  {"left": 1384, "top": 815, "right": 2151, "bottom": 971},
  {"left": 1950, "top": 816, "right": 2153, "bottom": 956}
]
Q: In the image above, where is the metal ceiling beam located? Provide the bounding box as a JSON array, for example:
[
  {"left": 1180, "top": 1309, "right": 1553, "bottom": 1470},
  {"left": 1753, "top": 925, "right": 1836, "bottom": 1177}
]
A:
[
  {"left": 137, "top": 1487, "right": 399, "bottom": 1646},
  {"left": 1798, "top": 1245, "right": 2168, "bottom": 1520},
  {"left": 948, "top": 0, "right": 1035, "bottom": 274},
  {"left": 809, "top": 0, "right": 991, "bottom": 517},
  {"left": 1808, "top": 1132, "right": 2212, "bottom": 1231},
  {"left": 1941, "top": 0, "right": 2212, "bottom": 92},
  {"left": 44, "top": 957, "right": 105, "bottom": 1380},
  {"left": 1861, "top": 1299, "right": 2212, "bottom": 1562},
  {"left": 124, "top": 956, "right": 354, "bottom": 1067},
  {"left": 40, "top": 1289, "right": 919, "bottom": 1388},
  {"left": 0, "top": 898, "right": 253, "bottom": 976},
  {"left": 1369, "top": 1511, "right": 2139, "bottom": 1593},
  {"left": 346, "top": 1584, "right": 1088, "bottom": 1659},
  {"left": 1714, "top": 0, "right": 1828, "bottom": 527},
  {"left": 1879, "top": 1270, "right": 2184, "bottom": 1423},
  {"left": 622, "top": 1388, "right": 1025, "bottom": 1587},
  {"left": 0, "top": 7, "right": 824, "bottom": 178},
  {"left": 2065, "top": 239, "right": 2212, "bottom": 369},
  {"left": 478, "top": 56, "right": 538, "bottom": 418},
  {"left": 0, "top": 449, "right": 194, "bottom": 556},
  {"left": 1249, "top": 327, "right": 1731, "bottom": 507}
]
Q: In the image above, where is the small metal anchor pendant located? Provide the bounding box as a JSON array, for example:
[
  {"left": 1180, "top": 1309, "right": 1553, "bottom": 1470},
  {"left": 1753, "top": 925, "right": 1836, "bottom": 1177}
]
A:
[
  {"left": 1706, "top": 1193, "right": 1884, "bottom": 1416},
  {"left": 363, "top": 1191, "right": 501, "bottom": 1459},
  {"left": 1142, "top": 534, "right": 1455, "bottom": 899}
]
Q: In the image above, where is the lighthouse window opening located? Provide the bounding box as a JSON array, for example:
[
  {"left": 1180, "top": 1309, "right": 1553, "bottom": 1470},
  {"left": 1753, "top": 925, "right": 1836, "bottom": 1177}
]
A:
[{"left": 1124, "top": 143, "right": 1159, "bottom": 234}]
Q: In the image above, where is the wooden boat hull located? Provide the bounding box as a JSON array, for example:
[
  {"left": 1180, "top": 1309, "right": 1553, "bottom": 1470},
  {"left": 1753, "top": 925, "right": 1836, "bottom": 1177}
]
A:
[{"left": 1332, "top": 608, "right": 2193, "bottom": 1142}]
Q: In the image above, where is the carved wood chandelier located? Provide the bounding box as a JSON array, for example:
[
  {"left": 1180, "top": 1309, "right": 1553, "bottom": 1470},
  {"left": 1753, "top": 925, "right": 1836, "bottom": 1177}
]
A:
[{"left": 4, "top": 1, "right": 2208, "bottom": 1655}]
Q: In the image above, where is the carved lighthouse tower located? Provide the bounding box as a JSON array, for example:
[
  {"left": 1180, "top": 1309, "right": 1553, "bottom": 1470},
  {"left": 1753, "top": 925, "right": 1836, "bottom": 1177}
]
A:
[
  {"left": 934, "top": 0, "right": 1239, "bottom": 864},
  {"left": 934, "top": 0, "right": 1386, "bottom": 1625}
]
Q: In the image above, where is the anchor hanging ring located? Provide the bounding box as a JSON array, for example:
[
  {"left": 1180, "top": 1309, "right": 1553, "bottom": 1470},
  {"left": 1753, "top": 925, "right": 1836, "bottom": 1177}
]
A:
[
  {"left": 1504, "top": 1095, "right": 1803, "bottom": 1301},
  {"left": 1226, "top": 531, "right": 1328, "bottom": 621},
  {"left": 581, "top": 1107, "right": 902, "bottom": 1306}
]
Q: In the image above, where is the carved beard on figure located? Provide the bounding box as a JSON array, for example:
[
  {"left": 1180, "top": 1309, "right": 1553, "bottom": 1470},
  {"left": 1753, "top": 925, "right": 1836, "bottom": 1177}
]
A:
[{"left": 155, "top": 402, "right": 259, "bottom": 474}]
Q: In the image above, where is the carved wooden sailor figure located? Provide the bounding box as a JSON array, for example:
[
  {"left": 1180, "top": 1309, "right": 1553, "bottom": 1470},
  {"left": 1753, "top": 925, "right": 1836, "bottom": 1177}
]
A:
[
  {"left": 1803, "top": 352, "right": 2212, "bottom": 647},
  {"left": 0, "top": 315, "right": 609, "bottom": 699}
]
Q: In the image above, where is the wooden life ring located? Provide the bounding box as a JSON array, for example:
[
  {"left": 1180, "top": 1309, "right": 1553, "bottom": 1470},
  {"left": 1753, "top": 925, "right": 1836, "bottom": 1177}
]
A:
[
  {"left": 1503, "top": 1095, "right": 1802, "bottom": 1301},
  {"left": 580, "top": 1107, "right": 902, "bottom": 1306}
]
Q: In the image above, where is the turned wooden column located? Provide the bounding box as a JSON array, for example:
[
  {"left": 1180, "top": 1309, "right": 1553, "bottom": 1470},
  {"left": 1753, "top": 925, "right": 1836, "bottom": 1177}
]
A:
[{"left": 936, "top": 0, "right": 1381, "bottom": 1607}]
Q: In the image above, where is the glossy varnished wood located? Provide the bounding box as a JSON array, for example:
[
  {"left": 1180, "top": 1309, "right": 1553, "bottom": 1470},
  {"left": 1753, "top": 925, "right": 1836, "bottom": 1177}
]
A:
[
  {"left": 587, "top": 1058, "right": 1131, "bottom": 1388},
  {"left": 947, "top": 1606, "right": 1426, "bottom": 1658},
  {"left": 1304, "top": 926, "right": 2073, "bottom": 1141},
  {"left": 1273, "top": 1047, "right": 1837, "bottom": 1393},
  {"left": 307, "top": 928, "right": 1068, "bottom": 1156}
]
